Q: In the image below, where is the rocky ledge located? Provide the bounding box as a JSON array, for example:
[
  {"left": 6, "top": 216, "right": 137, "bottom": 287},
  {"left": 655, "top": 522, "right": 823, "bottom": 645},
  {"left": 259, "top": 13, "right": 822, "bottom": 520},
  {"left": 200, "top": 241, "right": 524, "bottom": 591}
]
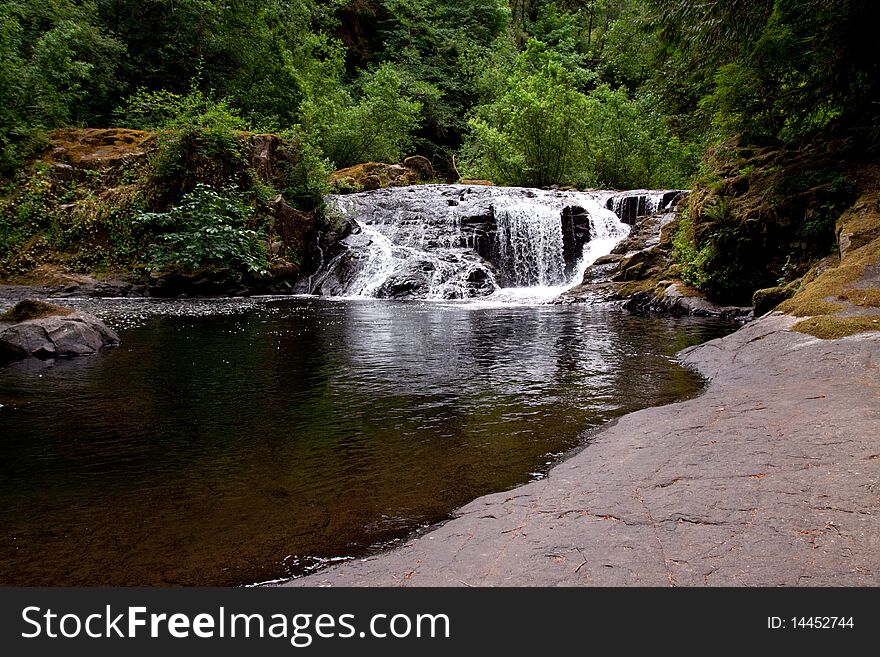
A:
[
  {"left": 281, "top": 314, "right": 880, "bottom": 586},
  {"left": 0, "top": 300, "right": 119, "bottom": 362},
  {"left": 560, "top": 201, "right": 753, "bottom": 319}
]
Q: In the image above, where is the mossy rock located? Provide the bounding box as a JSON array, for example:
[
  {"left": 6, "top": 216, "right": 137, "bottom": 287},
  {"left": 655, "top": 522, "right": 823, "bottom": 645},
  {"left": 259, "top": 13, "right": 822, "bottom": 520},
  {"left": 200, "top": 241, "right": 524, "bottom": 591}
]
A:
[
  {"left": 836, "top": 192, "right": 880, "bottom": 258},
  {"left": 329, "top": 158, "right": 435, "bottom": 193},
  {"left": 43, "top": 128, "right": 155, "bottom": 169},
  {"left": 752, "top": 284, "right": 797, "bottom": 316},
  {"left": 792, "top": 316, "right": 880, "bottom": 339},
  {"left": 0, "top": 299, "right": 73, "bottom": 323}
]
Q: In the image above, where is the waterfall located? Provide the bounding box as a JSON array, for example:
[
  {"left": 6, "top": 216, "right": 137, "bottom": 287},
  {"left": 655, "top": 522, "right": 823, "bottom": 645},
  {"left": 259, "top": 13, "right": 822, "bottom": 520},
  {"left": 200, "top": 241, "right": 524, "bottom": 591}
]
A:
[
  {"left": 606, "top": 189, "right": 686, "bottom": 226},
  {"left": 308, "top": 184, "right": 674, "bottom": 302}
]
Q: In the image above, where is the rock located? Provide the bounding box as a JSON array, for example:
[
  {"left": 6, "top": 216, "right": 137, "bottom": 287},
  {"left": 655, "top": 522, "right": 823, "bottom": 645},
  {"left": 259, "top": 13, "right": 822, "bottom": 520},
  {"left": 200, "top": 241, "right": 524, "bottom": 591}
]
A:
[
  {"left": 375, "top": 259, "right": 434, "bottom": 299},
  {"left": 268, "top": 195, "right": 313, "bottom": 258},
  {"left": 403, "top": 156, "right": 433, "bottom": 180},
  {"left": 613, "top": 246, "right": 667, "bottom": 282},
  {"left": 606, "top": 190, "right": 687, "bottom": 226},
  {"left": 329, "top": 157, "right": 436, "bottom": 192},
  {"left": 561, "top": 206, "right": 592, "bottom": 278},
  {"left": 43, "top": 128, "right": 155, "bottom": 170},
  {"left": 249, "top": 133, "right": 283, "bottom": 182},
  {"left": 623, "top": 283, "right": 753, "bottom": 319},
  {"left": 147, "top": 269, "right": 246, "bottom": 297},
  {"left": 753, "top": 284, "right": 797, "bottom": 316},
  {"left": 458, "top": 179, "right": 495, "bottom": 186},
  {"left": 837, "top": 192, "right": 880, "bottom": 259},
  {"left": 0, "top": 301, "right": 119, "bottom": 363},
  {"left": 0, "top": 299, "right": 73, "bottom": 323}
]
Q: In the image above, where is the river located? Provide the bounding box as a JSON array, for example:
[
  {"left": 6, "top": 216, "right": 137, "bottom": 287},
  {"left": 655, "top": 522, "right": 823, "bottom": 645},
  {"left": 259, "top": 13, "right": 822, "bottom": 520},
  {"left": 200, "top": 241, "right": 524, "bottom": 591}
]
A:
[{"left": 0, "top": 297, "right": 734, "bottom": 585}]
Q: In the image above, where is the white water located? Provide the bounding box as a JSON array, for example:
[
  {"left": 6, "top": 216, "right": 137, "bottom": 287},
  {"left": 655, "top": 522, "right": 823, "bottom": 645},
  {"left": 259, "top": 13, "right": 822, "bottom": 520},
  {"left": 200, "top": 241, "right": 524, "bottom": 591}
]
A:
[
  {"left": 486, "top": 191, "right": 628, "bottom": 304},
  {"left": 312, "top": 185, "right": 677, "bottom": 304}
]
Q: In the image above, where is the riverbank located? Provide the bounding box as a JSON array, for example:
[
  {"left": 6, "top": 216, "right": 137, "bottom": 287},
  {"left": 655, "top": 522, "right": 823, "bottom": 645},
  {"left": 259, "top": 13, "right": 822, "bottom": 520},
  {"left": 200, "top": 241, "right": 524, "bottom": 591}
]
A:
[{"left": 283, "top": 312, "right": 880, "bottom": 586}]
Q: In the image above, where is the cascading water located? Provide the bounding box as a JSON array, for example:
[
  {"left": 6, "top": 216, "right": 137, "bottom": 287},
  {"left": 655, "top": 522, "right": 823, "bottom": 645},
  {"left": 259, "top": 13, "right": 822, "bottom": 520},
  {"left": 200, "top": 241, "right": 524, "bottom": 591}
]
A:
[{"left": 307, "top": 184, "right": 679, "bottom": 302}]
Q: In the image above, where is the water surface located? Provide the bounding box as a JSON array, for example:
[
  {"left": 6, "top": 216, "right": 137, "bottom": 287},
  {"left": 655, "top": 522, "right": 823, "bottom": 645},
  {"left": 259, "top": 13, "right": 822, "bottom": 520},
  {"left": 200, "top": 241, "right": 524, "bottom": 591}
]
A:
[{"left": 0, "top": 298, "right": 735, "bottom": 585}]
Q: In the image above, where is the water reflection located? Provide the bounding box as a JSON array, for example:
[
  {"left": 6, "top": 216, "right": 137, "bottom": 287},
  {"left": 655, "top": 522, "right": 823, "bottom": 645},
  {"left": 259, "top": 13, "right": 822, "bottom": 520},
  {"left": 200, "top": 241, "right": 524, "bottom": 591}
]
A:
[{"left": 0, "top": 298, "right": 734, "bottom": 585}]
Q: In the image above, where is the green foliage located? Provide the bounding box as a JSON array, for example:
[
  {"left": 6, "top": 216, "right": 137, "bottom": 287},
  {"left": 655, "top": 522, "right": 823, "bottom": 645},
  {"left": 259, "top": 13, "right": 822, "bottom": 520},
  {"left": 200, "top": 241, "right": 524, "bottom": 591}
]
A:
[
  {"left": 130, "top": 84, "right": 255, "bottom": 206},
  {"left": 275, "top": 127, "right": 332, "bottom": 211},
  {"left": 0, "top": 0, "right": 122, "bottom": 173},
  {"left": 0, "top": 162, "right": 148, "bottom": 276},
  {"left": 588, "top": 86, "right": 696, "bottom": 188},
  {"left": 0, "top": 165, "right": 57, "bottom": 273},
  {"left": 135, "top": 184, "right": 268, "bottom": 276},
  {"left": 650, "top": 0, "right": 880, "bottom": 146},
  {"left": 461, "top": 43, "right": 593, "bottom": 187},
  {"left": 673, "top": 198, "right": 768, "bottom": 303},
  {"left": 461, "top": 38, "right": 697, "bottom": 189},
  {"left": 304, "top": 64, "right": 423, "bottom": 168},
  {"left": 115, "top": 84, "right": 249, "bottom": 134}
]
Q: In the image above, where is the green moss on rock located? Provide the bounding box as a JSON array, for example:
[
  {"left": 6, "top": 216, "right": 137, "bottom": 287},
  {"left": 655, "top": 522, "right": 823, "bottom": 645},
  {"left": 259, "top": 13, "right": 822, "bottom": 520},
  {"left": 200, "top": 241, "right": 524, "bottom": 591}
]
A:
[
  {"left": 0, "top": 299, "right": 73, "bottom": 322},
  {"left": 792, "top": 316, "right": 880, "bottom": 339}
]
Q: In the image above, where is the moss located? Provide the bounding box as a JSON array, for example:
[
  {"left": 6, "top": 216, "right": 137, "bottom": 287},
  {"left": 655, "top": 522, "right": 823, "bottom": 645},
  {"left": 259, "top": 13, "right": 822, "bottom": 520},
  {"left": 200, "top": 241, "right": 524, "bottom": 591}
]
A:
[
  {"left": 792, "top": 316, "right": 880, "bottom": 339},
  {"left": 841, "top": 288, "right": 880, "bottom": 307},
  {"left": 614, "top": 276, "right": 664, "bottom": 299},
  {"left": 753, "top": 284, "right": 797, "bottom": 315},
  {"left": 779, "top": 230, "right": 880, "bottom": 316},
  {"left": 836, "top": 192, "right": 880, "bottom": 254},
  {"left": 0, "top": 299, "right": 72, "bottom": 322}
]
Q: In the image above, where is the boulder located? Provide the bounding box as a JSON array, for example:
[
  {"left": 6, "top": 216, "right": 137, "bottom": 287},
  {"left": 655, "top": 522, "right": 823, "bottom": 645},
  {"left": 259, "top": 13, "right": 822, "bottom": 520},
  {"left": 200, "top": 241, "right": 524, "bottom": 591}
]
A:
[
  {"left": 0, "top": 300, "right": 119, "bottom": 362},
  {"left": 623, "top": 283, "right": 752, "bottom": 319},
  {"left": 752, "top": 284, "right": 797, "bottom": 316},
  {"left": 43, "top": 128, "right": 155, "bottom": 170}
]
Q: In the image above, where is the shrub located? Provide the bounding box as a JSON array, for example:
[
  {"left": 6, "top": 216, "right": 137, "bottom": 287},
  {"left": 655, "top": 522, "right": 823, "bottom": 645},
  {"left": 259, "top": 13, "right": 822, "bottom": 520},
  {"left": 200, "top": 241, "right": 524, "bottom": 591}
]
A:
[
  {"left": 135, "top": 184, "right": 268, "bottom": 276},
  {"left": 303, "top": 64, "right": 423, "bottom": 168}
]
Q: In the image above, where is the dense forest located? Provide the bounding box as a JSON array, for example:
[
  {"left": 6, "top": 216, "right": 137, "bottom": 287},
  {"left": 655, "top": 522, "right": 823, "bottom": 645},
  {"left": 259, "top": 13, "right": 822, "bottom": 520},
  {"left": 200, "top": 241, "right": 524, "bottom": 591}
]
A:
[{"left": 1, "top": 0, "right": 878, "bottom": 304}]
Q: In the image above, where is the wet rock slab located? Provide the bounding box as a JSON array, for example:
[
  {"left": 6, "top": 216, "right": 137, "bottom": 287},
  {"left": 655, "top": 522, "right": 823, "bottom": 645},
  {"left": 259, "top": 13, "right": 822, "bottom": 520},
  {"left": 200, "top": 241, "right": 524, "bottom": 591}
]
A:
[{"left": 283, "top": 314, "right": 880, "bottom": 587}]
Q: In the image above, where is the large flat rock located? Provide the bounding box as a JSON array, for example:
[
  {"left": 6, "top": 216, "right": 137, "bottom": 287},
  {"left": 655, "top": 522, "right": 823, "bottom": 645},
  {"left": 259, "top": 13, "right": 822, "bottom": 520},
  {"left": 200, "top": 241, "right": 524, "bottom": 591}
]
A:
[{"left": 283, "top": 314, "right": 880, "bottom": 586}]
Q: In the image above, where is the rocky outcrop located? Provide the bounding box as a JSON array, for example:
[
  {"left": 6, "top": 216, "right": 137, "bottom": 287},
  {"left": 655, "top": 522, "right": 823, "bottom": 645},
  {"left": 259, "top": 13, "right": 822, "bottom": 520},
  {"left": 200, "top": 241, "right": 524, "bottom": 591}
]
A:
[
  {"left": 329, "top": 157, "right": 435, "bottom": 192},
  {"left": 774, "top": 190, "right": 880, "bottom": 338},
  {"left": 606, "top": 190, "right": 686, "bottom": 226},
  {"left": 43, "top": 128, "right": 155, "bottom": 172},
  {"left": 561, "top": 197, "right": 754, "bottom": 319},
  {"left": 561, "top": 206, "right": 592, "bottom": 279},
  {"left": 0, "top": 300, "right": 119, "bottom": 362}
]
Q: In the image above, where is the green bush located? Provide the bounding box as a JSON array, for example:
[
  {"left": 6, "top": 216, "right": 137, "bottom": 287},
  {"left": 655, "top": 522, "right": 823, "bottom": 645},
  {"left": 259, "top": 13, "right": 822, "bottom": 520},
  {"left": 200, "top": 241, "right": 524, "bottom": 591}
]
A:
[
  {"left": 460, "top": 39, "right": 698, "bottom": 189},
  {"left": 460, "top": 41, "right": 593, "bottom": 187},
  {"left": 303, "top": 64, "right": 423, "bottom": 168},
  {"left": 135, "top": 184, "right": 268, "bottom": 276}
]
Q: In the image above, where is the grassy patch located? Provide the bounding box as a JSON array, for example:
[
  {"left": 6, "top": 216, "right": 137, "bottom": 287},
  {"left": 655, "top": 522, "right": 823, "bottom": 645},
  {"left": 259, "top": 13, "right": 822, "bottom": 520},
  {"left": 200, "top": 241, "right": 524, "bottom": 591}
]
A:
[
  {"left": 779, "top": 235, "right": 880, "bottom": 316},
  {"left": 792, "top": 316, "right": 880, "bottom": 339}
]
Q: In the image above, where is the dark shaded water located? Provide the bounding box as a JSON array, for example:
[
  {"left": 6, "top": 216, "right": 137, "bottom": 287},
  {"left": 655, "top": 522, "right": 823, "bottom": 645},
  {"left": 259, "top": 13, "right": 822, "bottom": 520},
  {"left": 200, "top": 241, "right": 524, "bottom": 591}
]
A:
[{"left": 0, "top": 298, "right": 735, "bottom": 585}]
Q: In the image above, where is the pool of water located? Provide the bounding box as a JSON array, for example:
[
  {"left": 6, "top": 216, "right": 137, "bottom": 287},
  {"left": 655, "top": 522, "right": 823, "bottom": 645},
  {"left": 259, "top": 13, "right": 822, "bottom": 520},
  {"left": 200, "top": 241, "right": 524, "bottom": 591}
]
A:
[{"left": 0, "top": 297, "right": 736, "bottom": 585}]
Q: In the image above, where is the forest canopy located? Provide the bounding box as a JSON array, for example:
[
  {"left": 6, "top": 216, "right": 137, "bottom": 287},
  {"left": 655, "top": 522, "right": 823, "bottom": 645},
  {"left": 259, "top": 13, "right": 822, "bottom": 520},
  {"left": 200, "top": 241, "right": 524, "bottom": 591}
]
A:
[{"left": 1, "top": 0, "right": 877, "bottom": 188}]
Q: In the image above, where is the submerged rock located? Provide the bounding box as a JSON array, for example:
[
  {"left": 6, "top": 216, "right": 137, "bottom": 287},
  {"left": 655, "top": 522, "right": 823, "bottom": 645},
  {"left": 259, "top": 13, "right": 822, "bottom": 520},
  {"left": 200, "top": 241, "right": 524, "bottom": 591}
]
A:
[{"left": 0, "top": 300, "right": 119, "bottom": 363}]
